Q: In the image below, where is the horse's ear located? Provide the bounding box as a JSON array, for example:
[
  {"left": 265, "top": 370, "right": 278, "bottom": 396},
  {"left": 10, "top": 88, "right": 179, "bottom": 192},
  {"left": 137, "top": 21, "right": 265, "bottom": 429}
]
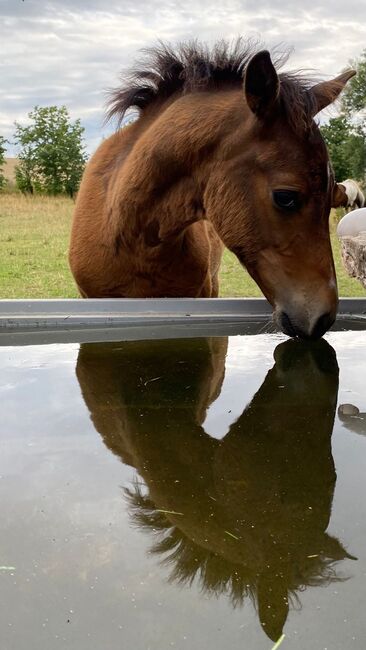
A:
[
  {"left": 244, "top": 50, "right": 280, "bottom": 118},
  {"left": 311, "top": 69, "right": 356, "bottom": 115}
]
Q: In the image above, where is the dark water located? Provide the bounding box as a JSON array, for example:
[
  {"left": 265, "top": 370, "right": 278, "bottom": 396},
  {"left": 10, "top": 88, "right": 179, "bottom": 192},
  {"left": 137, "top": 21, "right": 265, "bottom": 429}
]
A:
[{"left": 1, "top": 330, "right": 366, "bottom": 649}]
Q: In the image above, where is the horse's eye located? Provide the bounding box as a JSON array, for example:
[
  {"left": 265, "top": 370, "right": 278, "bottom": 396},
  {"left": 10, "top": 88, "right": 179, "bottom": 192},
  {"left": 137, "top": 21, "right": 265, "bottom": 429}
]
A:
[{"left": 272, "top": 190, "right": 302, "bottom": 212}]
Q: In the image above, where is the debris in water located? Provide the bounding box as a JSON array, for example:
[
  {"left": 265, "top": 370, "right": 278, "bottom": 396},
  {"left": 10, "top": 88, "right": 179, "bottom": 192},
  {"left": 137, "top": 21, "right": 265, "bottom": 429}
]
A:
[
  {"left": 0, "top": 566, "right": 15, "bottom": 571},
  {"left": 225, "top": 531, "right": 239, "bottom": 540},
  {"left": 156, "top": 509, "right": 184, "bottom": 516},
  {"left": 307, "top": 554, "right": 319, "bottom": 558},
  {"left": 144, "top": 376, "right": 163, "bottom": 386}
]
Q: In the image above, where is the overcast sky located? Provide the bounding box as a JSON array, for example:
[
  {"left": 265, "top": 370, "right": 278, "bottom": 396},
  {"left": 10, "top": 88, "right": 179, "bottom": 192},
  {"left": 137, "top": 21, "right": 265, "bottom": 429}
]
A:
[{"left": 1, "top": 0, "right": 365, "bottom": 155}]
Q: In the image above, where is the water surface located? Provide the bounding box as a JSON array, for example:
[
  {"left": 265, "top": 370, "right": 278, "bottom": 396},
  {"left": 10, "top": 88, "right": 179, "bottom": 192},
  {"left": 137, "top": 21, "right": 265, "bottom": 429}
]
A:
[{"left": 1, "top": 330, "right": 366, "bottom": 649}]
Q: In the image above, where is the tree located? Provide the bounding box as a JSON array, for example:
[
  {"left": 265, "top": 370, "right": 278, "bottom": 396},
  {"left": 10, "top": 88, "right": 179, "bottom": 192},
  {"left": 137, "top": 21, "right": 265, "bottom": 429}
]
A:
[
  {"left": 321, "top": 50, "right": 366, "bottom": 183},
  {"left": 0, "top": 135, "right": 6, "bottom": 190},
  {"left": 341, "top": 50, "right": 366, "bottom": 120},
  {"left": 321, "top": 116, "right": 350, "bottom": 181},
  {"left": 321, "top": 116, "right": 366, "bottom": 181},
  {"left": 343, "top": 125, "right": 366, "bottom": 180},
  {"left": 14, "top": 106, "right": 87, "bottom": 197}
]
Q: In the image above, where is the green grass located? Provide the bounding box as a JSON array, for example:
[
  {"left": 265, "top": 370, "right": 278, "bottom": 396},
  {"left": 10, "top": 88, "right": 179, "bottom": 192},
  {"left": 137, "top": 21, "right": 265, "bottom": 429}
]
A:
[
  {"left": 0, "top": 193, "right": 364, "bottom": 298},
  {"left": 219, "top": 250, "right": 261, "bottom": 297},
  {"left": 0, "top": 194, "right": 77, "bottom": 298}
]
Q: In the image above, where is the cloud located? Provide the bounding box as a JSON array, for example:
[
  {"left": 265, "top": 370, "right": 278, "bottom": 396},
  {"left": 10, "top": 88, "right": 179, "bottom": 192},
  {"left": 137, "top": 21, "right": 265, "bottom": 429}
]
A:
[{"left": 1, "top": 0, "right": 365, "bottom": 155}]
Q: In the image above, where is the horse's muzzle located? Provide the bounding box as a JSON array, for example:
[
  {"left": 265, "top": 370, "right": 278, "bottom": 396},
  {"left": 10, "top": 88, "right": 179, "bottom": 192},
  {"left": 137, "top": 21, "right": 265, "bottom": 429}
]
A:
[{"left": 279, "top": 311, "right": 335, "bottom": 340}]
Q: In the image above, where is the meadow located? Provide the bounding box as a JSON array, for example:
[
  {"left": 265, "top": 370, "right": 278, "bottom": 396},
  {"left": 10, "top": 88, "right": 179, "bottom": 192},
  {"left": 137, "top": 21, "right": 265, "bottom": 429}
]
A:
[{"left": 0, "top": 193, "right": 364, "bottom": 299}]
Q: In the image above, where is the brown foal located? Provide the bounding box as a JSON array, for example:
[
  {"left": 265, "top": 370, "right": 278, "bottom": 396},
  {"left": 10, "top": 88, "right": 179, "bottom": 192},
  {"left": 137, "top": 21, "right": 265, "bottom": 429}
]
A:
[{"left": 69, "top": 40, "right": 355, "bottom": 338}]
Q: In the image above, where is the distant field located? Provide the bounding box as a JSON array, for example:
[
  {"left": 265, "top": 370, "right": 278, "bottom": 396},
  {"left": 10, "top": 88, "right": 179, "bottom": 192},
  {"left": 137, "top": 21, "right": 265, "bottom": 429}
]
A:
[
  {"left": 0, "top": 193, "right": 364, "bottom": 299},
  {"left": 3, "top": 158, "right": 18, "bottom": 185}
]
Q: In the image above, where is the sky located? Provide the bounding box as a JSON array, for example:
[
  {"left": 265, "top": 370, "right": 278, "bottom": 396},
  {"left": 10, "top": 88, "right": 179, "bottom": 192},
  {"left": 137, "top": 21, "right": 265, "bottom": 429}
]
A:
[{"left": 1, "top": 0, "right": 366, "bottom": 156}]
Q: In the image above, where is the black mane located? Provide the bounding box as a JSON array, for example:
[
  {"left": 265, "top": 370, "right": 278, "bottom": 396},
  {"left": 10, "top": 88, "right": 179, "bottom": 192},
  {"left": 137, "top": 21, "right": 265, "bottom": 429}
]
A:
[{"left": 107, "top": 38, "right": 319, "bottom": 133}]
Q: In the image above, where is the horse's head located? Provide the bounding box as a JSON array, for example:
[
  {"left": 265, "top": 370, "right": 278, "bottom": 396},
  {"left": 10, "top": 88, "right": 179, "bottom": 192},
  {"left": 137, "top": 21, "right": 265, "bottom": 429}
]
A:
[{"left": 206, "top": 51, "right": 355, "bottom": 339}]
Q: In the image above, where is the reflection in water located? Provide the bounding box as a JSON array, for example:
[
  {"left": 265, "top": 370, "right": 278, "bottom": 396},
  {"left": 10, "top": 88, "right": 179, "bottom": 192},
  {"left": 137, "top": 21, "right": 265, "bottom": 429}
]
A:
[
  {"left": 76, "top": 337, "right": 354, "bottom": 642},
  {"left": 338, "top": 403, "right": 366, "bottom": 436}
]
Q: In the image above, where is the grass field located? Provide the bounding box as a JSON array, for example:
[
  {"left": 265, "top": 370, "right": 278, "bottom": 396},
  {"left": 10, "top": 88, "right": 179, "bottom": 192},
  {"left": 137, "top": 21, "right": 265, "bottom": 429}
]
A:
[{"left": 0, "top": 193, "right": 364, "bottom": 298}]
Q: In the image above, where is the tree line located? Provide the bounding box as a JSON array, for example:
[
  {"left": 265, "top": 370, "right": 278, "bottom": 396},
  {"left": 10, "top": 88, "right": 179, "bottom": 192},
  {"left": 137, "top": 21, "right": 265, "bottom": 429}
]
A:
[{"left": 0, "top": 50, "right": 365, "bottom": 197}]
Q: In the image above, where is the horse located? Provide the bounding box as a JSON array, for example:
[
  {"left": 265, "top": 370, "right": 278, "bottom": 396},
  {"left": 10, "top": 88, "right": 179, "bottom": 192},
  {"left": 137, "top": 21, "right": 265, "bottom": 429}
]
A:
[
  {"left": 69, "top": 39, "right": 356, "bottom": 339},
  {"left": 335, "top": 178, "right": 365, "bottom": 211}
]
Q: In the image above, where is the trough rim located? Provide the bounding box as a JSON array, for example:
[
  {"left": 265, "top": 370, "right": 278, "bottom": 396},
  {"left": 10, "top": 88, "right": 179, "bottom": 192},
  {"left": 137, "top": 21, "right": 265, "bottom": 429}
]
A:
[{"left": 0, "top": 297, "right": 365, "bottom": 345}]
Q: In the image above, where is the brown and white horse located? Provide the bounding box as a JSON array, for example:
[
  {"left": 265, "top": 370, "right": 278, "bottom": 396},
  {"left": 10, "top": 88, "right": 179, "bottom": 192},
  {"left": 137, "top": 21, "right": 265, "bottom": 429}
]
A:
[
  {"left": 69, "top": 40, "right": 356, "bottom": 339},
  {"left": 334, "top": 178, "right": 365, "bottom": 211}
]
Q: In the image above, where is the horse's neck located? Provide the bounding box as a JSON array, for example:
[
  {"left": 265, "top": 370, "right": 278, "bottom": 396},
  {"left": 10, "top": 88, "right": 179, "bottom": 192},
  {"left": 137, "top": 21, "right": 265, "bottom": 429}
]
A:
[{"left": 108, "top": 91, "right": 244, "bottom": 244}]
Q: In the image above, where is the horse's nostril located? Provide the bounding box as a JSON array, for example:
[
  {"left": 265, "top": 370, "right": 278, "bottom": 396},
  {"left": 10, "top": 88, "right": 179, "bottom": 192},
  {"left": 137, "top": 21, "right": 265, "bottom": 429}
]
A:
[
  {"left": 310, "top": 312, "right": 335, "bottom": 340},
  {"left": 280, "top": 312, "right": 298, "bottom": 338},
  {"left": 279, "top": 311, "right": 335, "bottom": 340}
]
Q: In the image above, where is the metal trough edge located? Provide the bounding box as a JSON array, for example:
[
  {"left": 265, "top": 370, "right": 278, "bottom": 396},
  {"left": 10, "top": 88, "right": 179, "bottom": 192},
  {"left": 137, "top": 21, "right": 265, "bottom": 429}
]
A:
[
  {"left": 0, "top": 298, "right": 365, "bottom": 345},
  {"left": 0, "top": 296, "right": 365, "bottom": 322}
]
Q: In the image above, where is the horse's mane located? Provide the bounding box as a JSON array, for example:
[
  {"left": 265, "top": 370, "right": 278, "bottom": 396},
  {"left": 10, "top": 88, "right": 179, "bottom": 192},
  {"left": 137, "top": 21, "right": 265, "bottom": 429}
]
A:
[{"left": 106, "top": 38, "right": 323, "bottom": 134}]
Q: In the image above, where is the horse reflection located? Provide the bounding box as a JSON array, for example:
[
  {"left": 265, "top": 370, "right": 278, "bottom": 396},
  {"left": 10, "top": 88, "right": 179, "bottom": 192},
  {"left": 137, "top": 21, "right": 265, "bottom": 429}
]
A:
[{"left": 76, "top": 337, "right": 353, "bottom": 641}]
